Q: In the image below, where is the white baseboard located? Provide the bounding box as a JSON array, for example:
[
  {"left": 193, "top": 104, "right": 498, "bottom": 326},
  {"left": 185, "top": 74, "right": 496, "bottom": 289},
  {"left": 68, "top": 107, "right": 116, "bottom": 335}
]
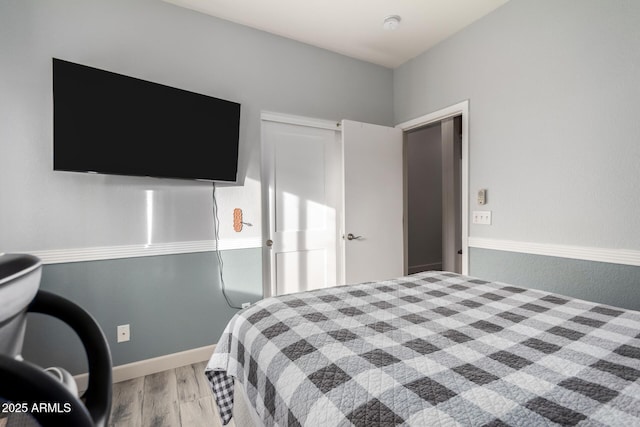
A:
[
  {"left": 74, "top": 344, "right": 215, "bottom": 393},
  {"left": 468, "top": 237, "right": 640, "bottom": 267}
]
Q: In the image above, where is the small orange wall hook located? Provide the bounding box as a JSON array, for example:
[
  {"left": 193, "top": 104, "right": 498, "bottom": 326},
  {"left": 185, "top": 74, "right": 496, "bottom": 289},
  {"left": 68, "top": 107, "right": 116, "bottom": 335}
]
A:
[{"left": 233, "top": 208, "right": 243, "bottom": 232}]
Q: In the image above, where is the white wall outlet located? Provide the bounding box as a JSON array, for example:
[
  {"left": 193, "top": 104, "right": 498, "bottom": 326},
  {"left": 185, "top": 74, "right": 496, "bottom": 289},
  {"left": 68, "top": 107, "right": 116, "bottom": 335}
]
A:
[
  {"left": 472, "top": 211, "right": 492, "bottom": 225},
  {"left": 117, "top": 324, "right": 130, "bottom": 343}
]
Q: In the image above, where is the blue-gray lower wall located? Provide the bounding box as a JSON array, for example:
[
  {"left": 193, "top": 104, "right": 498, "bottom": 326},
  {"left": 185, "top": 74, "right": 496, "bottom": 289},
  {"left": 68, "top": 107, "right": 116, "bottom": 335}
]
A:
[
  {"left": 469, "top": 248, "right": 640, "bottom": 312},
  {"left": 21, "top": 248, "right": 262, "bottom": 375},
  {"left": 22, "top": 247, "right": 640, "bottom": 374}
]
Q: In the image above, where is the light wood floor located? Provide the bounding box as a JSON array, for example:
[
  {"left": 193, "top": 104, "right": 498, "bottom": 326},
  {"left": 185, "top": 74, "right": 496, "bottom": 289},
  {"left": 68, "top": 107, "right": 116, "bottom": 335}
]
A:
[{"left": 109, "top": 361, "right": 234, "bottom": 427}]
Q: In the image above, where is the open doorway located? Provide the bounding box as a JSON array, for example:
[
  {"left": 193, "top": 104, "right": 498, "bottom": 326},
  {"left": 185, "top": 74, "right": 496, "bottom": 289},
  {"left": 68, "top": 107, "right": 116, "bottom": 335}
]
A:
[
  {"left": 398, "top": 100, "right": 469, "bottom": 276},
  {"left": 405, "top": 117, "right": 462, "bottom": 274},
  {"left": 406, "top": 122, "right": 443, "bottom": 273}
]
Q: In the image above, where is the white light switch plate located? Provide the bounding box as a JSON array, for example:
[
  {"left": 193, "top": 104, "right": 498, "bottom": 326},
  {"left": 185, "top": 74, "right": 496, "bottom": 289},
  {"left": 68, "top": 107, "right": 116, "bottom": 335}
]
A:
[{"left": 473, "top": 211, "right": 492, "bottom": 225}]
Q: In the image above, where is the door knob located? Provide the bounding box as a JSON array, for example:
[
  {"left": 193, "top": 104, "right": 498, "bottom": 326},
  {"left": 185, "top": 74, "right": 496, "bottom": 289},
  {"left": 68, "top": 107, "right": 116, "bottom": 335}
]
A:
[
  {"left": 266, "top": 239, "right": 273, "bottom": 247},
  {"left": 346, "top": 233, "right": 362, "bottom": 241}
]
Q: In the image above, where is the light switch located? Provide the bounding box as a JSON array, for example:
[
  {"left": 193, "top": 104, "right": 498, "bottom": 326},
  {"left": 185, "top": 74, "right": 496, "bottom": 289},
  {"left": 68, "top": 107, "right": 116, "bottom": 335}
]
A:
[{"left": 472, "top": 211, "right": 492, "bottom": 225}]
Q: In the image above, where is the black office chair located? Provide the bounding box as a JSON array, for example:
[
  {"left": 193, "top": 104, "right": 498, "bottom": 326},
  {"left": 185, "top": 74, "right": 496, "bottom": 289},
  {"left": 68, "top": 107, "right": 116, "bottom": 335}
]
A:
[{"left": 0, "top": 255, "right": 112, "bottom": 427}]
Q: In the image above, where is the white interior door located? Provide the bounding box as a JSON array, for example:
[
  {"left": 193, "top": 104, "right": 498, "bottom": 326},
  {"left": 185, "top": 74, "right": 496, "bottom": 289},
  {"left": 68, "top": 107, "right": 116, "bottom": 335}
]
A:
[
  {"left": 341, "top": 120, "right": 404, "bottom": 284},
  {"left": 263, "top": 120, "right": 341, "bottom": 296}
]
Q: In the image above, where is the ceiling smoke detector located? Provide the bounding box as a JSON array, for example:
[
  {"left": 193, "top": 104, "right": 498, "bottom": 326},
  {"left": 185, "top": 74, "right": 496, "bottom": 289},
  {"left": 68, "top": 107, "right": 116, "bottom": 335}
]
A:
[{"left": 383, "top": 15, "right": 401, "bottom": 31}]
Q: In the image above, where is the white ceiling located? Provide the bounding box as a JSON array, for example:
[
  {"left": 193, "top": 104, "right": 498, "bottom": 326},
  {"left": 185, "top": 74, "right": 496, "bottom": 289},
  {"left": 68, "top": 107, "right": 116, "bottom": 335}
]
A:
[{"left": 164, "top": 0, "right": 509, "bottom": 68}]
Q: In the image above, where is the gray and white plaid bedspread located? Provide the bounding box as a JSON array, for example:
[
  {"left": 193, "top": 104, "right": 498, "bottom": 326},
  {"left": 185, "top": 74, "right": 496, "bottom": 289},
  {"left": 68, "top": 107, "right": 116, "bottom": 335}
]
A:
[{"left": 205, "top": 271, "right": 640, "bottom": 426}]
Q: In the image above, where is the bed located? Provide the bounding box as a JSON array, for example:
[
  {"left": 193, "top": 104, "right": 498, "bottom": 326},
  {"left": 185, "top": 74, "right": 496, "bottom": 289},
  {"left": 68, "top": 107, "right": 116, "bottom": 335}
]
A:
[{"left": 205, "top": 271, "right": 640, "bottom": 426}]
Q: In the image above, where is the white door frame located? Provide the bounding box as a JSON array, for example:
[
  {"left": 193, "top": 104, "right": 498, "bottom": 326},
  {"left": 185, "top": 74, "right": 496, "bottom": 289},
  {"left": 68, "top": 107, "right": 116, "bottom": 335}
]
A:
[
  {"left": 260, "top": 111, "right": 341, "bottom": 298},
  {"left": 396, "top": 100, "right": 470, "bottom": 275}
]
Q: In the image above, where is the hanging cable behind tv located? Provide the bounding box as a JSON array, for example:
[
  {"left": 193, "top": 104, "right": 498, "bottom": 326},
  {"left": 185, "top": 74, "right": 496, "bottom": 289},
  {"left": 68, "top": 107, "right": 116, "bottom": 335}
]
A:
[{"left": 212, "top": 183, "right": 242, "bottom": 310}]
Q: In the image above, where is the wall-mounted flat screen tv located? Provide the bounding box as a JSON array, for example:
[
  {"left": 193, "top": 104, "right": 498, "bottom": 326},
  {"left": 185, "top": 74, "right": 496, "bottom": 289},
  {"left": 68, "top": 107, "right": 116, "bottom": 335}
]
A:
[{"left": 53, "top": 58, "right": 240, "bottom": 182}]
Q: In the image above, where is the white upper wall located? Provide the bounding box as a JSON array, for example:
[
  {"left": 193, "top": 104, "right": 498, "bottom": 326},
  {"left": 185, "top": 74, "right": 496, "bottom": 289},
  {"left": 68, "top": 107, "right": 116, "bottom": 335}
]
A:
[
  {"left": 394, "top": 0, "right": 640, "bottom": 250},
  {"left": 0, "top": 0, "right": 393, "bottom": 252}
]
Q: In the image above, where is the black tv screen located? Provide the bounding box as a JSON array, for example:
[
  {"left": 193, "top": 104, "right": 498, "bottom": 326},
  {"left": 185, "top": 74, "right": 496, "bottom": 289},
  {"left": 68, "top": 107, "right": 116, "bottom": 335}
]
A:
[{"left": 53, "top": 58, "right": 240, "bottom": 182}]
